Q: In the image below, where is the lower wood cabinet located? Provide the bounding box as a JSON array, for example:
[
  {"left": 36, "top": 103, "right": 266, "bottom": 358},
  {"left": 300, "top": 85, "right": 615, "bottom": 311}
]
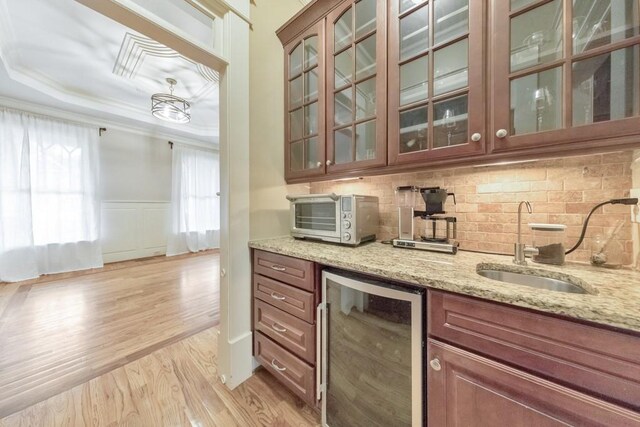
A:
[
  {"left": 251, "top": 250, "right": 319, "bottom": 407},
  {"left": 427, "top": 339, "right": 640, "bottom": 427}
]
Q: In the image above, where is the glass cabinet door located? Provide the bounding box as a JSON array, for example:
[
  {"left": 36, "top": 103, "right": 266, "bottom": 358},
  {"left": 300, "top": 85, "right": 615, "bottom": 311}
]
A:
[
  {"left": 285, "top": 22, "right": 326, "bottom": 181},
  {"left": 492, "top": 0, "right": 640, "bottom": 152},
  {"left": 326, "top": 0, "right": 387, "bottom": 172},
  {"left": 388, "top": 0, "right": 485, "bottom": 165}
]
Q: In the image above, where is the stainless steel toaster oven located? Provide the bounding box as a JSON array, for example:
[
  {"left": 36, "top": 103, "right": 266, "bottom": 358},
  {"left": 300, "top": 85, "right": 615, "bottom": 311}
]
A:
[{"left": 286, "top": 193, "right": 379, "bottom": 246}]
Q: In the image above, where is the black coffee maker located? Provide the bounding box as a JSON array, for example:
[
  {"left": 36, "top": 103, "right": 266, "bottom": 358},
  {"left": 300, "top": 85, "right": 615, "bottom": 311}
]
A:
[{"left": 393, "top": 186, "right": 459, "bottom": 254}]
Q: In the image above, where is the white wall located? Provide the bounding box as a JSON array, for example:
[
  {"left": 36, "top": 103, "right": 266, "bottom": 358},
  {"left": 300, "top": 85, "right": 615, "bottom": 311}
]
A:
[
  {"left": 100, "top": 128, "right": 172, "bottom": 201},
  {"left": 249, "top": 0, "right": 308, "bottom": 241}
]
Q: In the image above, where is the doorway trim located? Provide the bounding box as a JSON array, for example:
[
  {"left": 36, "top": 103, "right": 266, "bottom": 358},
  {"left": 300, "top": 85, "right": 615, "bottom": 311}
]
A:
[{"left": 74, "top": 0, "right": 253, "bottom": 389}]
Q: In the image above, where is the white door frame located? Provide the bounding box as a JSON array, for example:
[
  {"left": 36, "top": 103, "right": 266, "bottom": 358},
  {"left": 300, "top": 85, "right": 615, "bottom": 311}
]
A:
[{"left": 75, "top": 0, "right": 254, "bottom": 389}]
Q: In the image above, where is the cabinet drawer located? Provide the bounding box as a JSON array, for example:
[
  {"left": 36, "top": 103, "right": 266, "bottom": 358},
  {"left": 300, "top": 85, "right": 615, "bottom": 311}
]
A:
[
  {"left": 254, "top": 332, "right": 315, "bottom": 404},
  {"left": 253, "top": 250, "right": 315, "bottom": 291},
  {"left": 254, "top": 299, "right": 315, "bottom": 364},
  {"left": 253, "top": 274, "right": 315, "bottom": 323},
  {"left": 428, "top": 290, "right": 640, "bottom": 410}
]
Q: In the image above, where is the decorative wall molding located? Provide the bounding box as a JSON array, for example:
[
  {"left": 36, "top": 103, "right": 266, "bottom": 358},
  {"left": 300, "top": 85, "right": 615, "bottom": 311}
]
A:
[
  {"left": 0, "top": 96, "right": 219, "bottom": 149},
  {"left": 101, "top": 201, "right": 170, "bottom": 263}
]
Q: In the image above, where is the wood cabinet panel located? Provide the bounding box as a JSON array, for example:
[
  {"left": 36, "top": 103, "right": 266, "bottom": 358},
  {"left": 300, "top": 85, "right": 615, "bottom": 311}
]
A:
[
  {"left": 253, "top": 273, "right": 315, "bottom": 323},
  {"left": 428, "top": 290, "right": 640, "bottom": 410},
  {"left": 387, "top": 0, "right": 486, "bottom": 165},
  {"left": 427, "top": 339, "right": 640, "bottom": 427},
  {"left": 254, "top": 331, "right": 315, "bottom": 405},
  {"left": 254, "top": 299, "right": 315, "bottom": 364},
  {"left": 253, "top": 250, "right": 315, "bottom": 291}
]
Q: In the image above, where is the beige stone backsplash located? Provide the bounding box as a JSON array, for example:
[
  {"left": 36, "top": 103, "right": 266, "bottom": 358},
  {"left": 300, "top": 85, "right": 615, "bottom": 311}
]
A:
[{"left": 310, "top": 151, "right": 636, "bottom": 265}]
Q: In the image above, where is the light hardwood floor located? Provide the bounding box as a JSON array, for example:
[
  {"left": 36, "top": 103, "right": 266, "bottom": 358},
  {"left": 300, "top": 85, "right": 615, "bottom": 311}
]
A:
[
  {"left": 0, "top": 253, "right": 220, "bottom": 418},
  {"left": 0, "top": 327, "right": 320, "bottom": 427}
]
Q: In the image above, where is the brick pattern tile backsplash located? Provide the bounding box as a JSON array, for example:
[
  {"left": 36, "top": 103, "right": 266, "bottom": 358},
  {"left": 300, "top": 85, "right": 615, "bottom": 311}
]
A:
[{"left": 310, "top": 151, "right": 635, "bottom": 265}]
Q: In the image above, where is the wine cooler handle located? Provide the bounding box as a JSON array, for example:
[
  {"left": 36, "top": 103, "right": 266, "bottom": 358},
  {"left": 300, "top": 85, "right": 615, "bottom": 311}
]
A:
[{"left": 316, "top": 303, "right": 323, "bottom": 400}]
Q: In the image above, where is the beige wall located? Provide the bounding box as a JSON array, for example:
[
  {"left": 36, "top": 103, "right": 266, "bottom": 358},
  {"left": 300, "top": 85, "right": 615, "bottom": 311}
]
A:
[
  {"left": 312, "top": 151, "right": 637, "bottom": 265},
  {"left": 249, "top": 0, "right": 308, "bottom": 240}
]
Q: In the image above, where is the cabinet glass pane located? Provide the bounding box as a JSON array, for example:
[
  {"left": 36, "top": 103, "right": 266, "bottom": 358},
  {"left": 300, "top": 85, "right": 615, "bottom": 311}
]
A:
[
  {"left": 573, "top": 1, "right": 640, "bottom": 54},
  {"left": 433, "top": 95, "right": 468, "bottom": 148},
  {"left": 335, "top": 8, "right": 353, "bottom": 51},
  {"left": 305, "top": 137, "right": 318, "bottom": 169},
  {"left": 290, "top": 76, "right": 303, "bottom": 109},
  {"left": 434, "top": 0, "right": 469, "bottom": 45},
  {"left": 510, "top": 0, "right": 563, "bottom": 72},
  {"left": 400, "top": 6, "right": 429, "bottom": 61},
  {"left": 290, "top": 141, "right": 303, "bottom": 171},
  {"left": 434, "top": 39, "right": 469, "bottom": 96},
  {"left": 335, "top": 47, "right": 354, "bottom": 89},
  {"left": 356, "top": 77, "right": 377, "bottom": 120},
  {"left": 399, "top": 105, "right": 429, "bottom": 153},
  {"left": 305, "top": 68, "right": 318, "bottom": 103},
  {"left": 355, "top": 0, "right": 376, "bottom": 39},
  {"left": 335, "top": 87, "right": 353, "bottom": 126},
  {"left": 573, "top": 45, "right": 640, "bottom": 126},
  {"left": 290, "top": 108, "right": 303, "bottom": 141},
  {"left": 356, "top": 34, "right": 377, "bottom": 81},
  {"left": 290, "top": 43, "right": 303, "bottom": 76},
  {"left": 400, "top": 55, "right": 428, "bottom": 106},
  {"left": 511, "top": 0, "right": 536, "bottom": 10},
  {"left": 510, "top": 66, "right": 563, "bottom": 135},
  {"left": 305, "top": 102, "right": 318, "bottom": 136},
  {"left": 355, "top": 120, "right": 377, "bottom": 161},
  {"left": 304, "top": 36, "right": 318, "bottom": 69},
  {"left": 335, "top": 127, "right": 353, "bottom": 164},
  {"left": 400, "top": 0, "right": 426, "bottom": 14}
]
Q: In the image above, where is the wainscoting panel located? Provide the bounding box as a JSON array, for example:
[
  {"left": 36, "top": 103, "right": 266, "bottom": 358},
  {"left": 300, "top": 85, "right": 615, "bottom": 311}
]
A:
[{"left": 101, "top": 201, "right": 170, "bottom": 263}]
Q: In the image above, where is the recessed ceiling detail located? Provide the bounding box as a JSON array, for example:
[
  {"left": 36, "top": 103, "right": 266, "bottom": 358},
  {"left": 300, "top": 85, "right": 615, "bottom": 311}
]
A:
[
  {"left": 0, "top": 0, "right": 219, "bottom": 143},
  {"left": 113, "top": 32, "right": 219, "bottom": 104}
]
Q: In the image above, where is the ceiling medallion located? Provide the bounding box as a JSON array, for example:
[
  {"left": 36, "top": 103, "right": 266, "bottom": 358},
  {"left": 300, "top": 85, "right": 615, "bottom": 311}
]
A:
[{"left": 151, "top": 78, "right": 191, "bottom": 124}]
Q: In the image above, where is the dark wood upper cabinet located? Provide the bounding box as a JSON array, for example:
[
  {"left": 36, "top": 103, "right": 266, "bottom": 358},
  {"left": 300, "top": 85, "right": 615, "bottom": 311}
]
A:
[
  {"left": 278, "top": 0, "right": 640, "bottom": 183},
  {"left": 325, "top": 0, "right": 388, "bottom": 173},
  {"left": 284, "top": 21, "right": 327, "bottom": 181},
  {"left": 388, "top": 0, "right": 486, "bottom": 165},
  {"left": 490, "top": 0, "right": 640, "bottom": 153}
]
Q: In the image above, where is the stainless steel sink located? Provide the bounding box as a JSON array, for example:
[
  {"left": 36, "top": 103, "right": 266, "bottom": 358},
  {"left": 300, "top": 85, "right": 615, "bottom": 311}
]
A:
[{"left": 477, "top": 269, "right": 588, "bottom": 294}]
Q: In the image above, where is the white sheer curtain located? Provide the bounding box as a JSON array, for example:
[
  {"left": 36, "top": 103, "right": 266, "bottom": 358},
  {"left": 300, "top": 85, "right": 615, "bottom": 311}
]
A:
[
  {"left": 0, "top": 108, "right": 102, "bottom": 282},
  {"left": 167, "top": 144, "right": 220, "bottom": 256}
]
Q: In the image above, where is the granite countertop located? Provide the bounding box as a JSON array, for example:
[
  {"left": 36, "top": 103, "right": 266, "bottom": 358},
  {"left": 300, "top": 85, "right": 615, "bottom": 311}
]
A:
[{"left": 249, "top": 237, "right": 640, "bottom": 334}]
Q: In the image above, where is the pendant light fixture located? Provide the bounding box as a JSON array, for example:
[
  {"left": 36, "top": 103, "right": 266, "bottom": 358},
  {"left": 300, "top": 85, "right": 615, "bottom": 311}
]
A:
[{"left": 151, "top": 78, "right": 191, "bottom": 124}]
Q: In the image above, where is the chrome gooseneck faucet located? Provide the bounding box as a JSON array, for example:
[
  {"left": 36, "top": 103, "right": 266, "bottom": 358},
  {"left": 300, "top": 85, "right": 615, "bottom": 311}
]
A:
[{"left": 514, "top": 201, "right": 539, "bottom": 265}]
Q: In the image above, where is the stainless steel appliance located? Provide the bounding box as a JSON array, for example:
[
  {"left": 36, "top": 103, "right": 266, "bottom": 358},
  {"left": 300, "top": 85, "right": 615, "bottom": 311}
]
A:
[
  {"left": 287, "top": 194, "right": 379, "bottom": 246},
  {"left": 392, "top": 186, "right": 459, "bottom": 254},
  {"left": 319, "top": 270, "right": 425, "bottom": 427}
]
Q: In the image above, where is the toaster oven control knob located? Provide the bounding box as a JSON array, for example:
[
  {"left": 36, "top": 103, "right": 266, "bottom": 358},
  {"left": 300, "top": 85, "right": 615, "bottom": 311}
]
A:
[
  {"left": 342, "top": 213, "right": 347, "bottom": 219},
  {"left": 343, "top": 220, "right": 351, "bottom": 229},
  {"left": 343, "top": 232, "right": 351, "bottom": 241}
]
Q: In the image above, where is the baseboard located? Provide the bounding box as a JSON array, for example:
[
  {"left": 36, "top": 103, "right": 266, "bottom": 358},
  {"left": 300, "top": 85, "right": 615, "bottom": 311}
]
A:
[{"left": 223, "top": 330, "right": 254, "bottom": 389}]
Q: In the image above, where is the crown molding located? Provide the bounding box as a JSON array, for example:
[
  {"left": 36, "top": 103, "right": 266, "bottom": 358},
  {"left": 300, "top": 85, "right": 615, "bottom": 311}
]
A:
[{"left": 0, "top": 95, "right": 219, "bottom": 149}]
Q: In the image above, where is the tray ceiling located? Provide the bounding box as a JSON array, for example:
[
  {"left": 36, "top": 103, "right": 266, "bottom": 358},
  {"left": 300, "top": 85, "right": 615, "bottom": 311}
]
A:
[{"left": 0, "top": 0, "right": 219, "bottom": 143}]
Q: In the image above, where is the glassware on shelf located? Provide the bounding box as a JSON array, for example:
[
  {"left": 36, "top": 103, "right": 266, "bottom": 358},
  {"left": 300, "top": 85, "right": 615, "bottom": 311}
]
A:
[
  {"left": 532, "top": 87, "right": 552, "bottom": 131},
  {"left": 443, "top": 108, "right": 457, "bottom": 146}
]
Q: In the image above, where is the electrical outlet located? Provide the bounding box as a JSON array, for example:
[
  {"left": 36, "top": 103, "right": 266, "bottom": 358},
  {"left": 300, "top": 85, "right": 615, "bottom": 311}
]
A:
[{"left": 632, "top": 189, "right": 640, "bottom": 223}]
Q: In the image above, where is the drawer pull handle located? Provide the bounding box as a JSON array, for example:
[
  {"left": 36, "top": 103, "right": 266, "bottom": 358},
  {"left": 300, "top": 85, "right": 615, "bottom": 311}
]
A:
[
  {"left": 270, "top": 292, "right": 286, "bottom": 301},
  {"left": 272, "top": 323, "right": 287, "bottom": 333},
  {"left": 430, "top": 358, "right": 442, "bottom": 372},
  {"left": 270, "top": 264, "right": 287, "bottom": 272},
  {"left": 271, "top": 358, "right": 287, "bottom": 372}
]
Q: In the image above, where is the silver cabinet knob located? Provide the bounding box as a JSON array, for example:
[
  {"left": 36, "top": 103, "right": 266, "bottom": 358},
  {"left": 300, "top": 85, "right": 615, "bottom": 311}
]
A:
[
  {"left": 326, "top": 160, "right": 333, "bottom": 166},
  {"left": 496, "top": 129, "right": 508, "bottom": 139},
  {"left": 471, "top": 133, "right": 482, "bottom": 142},
  {"left": 316, "top": 161, "right": 322, "bottom": 168},
  {"left": 430, "top": 358, "right": 442, "bottom": 371}
]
